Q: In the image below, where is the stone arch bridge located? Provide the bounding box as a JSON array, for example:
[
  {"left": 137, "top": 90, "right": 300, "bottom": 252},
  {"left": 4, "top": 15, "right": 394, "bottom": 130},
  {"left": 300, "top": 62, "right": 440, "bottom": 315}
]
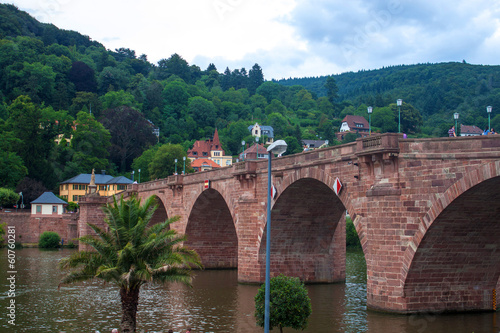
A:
[{"left": 79, "top": 133, "right": 500, "bottom": 314}]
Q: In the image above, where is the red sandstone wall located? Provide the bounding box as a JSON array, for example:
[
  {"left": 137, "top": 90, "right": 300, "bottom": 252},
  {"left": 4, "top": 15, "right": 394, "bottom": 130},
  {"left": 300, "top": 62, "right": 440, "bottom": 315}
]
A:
[{"left": 0, "top": 211, "right": 78, "bottom": 244}]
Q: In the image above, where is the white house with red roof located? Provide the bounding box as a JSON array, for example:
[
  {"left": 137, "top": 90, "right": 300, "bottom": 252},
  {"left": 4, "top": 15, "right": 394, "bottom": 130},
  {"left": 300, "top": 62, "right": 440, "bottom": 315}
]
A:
[
  {"left": 336, "top": 115, "right": 370, "bottom": 141},
  {"left": 460, "top": 124, "right": 483, "bottom": 136}
]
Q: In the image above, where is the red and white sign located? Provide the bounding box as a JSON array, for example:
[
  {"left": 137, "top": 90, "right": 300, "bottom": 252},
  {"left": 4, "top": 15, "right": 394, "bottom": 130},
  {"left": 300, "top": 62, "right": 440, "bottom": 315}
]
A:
[
  {"left": 271, "top": 184, "right": 277, "bottom": 199},
  {"left": 204, "top": 179, "right": 210, "bottom": 189},
  {"left": 333, "top": 177, "right": 342, "bottom": 196}
]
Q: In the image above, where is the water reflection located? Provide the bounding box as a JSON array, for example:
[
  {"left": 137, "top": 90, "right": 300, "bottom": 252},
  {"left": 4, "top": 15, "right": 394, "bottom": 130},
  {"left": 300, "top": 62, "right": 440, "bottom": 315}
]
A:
[{"left": 0, "top": 249, "right": 498, "bottom": 332}]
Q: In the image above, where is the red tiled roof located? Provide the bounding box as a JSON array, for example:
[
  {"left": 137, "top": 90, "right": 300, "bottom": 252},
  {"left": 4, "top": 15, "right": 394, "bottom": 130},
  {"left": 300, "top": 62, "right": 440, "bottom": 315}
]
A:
[
  {"left": 191, "top": 158, "right": 220, "bottom": 168},
  {"left": 342, "top": 115, "right": 369, "bottom": 130},
  {"left": 242, "top": 143, "right": 267, "bottom": 154},
  {"left": 187, "top": 129, "right": 225, "bottom": 158},
  {"left": 460, "top": 124, "right": 483, "bottom": 135}
]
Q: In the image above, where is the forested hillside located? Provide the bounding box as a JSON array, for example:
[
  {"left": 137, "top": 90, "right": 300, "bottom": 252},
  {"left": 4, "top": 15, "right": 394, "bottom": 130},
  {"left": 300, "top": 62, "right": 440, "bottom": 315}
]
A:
[
  {"left": 1, "top": 3, "right": 499, "bottom": 205},
  {"left": 276, "top": 62, "right": 500, "bottom": 134}
]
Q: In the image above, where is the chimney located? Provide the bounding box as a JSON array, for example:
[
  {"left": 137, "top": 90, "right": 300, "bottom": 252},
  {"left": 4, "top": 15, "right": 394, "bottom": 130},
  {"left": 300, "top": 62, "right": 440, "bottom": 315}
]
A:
[{"left": 101, "top": 170, "right": 106, "bottom": 175}]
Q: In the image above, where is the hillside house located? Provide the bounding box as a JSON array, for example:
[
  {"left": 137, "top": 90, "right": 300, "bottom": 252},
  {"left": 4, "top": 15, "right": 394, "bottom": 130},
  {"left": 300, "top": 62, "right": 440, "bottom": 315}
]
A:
[
  {"left": 248, "top": 123, "right": 274, "bottom": 144},
  {"left": 187, "top": 129, "right": 232, "bottom": 168}
]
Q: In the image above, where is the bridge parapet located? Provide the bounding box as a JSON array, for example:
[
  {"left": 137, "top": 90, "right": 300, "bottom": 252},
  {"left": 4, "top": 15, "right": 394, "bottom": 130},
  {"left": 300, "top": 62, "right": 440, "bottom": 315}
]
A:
[
  {"left": 356, "top": 133, "right": 401, "bottom": 157},
  {"left": 231, "top": 161, "right": 257, "bottom": 181}
]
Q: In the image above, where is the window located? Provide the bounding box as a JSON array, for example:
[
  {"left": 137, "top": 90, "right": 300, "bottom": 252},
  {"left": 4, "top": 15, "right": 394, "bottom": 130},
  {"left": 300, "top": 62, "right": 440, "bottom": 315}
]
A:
[
  {"left": 99, "top": 185, "right": 105, "bottom": 190},
  {"left": 73, "top": 184, "right": 78, "bottom": 190},
  {"left": 203, "top": 152, "right": 208, "bottom": 156},
  {"left": 78, "top": 184, "right": 86, "bottom": 190},
  {"left": 117, "top": 185, "right": 126, "bottom": 190},
  {"left": 213, "top": 151, "right": 220, "bottom": 156},
  {"left": 73, "top": 195, "right": 78, "bottom": 201},
  {"left": 36, "top": 205, "right": 42, "bottom": 213},
  {"left": 226, "top": 160, "right": 231, "bottom": 166},
  {"left": 52, "top": 206, "right": 58, "bottom": 213}
]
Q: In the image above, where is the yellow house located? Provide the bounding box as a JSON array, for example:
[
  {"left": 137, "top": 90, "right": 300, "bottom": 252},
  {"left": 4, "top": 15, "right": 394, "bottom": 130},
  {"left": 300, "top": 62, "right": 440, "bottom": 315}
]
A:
[{"left": 59, "top": 173, "right": 133, "bottom": 203}]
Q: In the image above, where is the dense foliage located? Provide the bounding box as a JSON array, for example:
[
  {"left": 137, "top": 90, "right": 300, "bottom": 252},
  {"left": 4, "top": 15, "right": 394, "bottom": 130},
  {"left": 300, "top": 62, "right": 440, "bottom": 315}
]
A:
[
  {"left": 277, "top": 62, "right": 500, "bottom": 137},
  {"left": 254, "top": 274, "right": 312, "bottom": 333},
  {"left": 0, "top": 188, "right": 20, "bottom": 208},
  {"left": 38, "top": 231, "right": 61, "bottom": 248},
  {"left": 59, "top": 195, "right": 202, "bottom": 332},
  {"left": 1, "top": 4, "right": 499, "bottom": 203}
]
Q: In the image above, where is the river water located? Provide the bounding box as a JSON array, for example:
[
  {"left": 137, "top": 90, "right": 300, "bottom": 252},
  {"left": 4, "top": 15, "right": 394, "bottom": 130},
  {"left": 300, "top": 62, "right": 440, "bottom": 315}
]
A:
[{"left": 0, "top": 248, "right": 498, "bottom": 333}]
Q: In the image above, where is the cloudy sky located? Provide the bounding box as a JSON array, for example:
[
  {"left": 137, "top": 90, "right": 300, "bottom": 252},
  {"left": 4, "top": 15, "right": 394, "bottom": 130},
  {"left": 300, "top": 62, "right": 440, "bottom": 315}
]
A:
[{"left": 5, "top": 0, "right": 500, "bottom": 79}]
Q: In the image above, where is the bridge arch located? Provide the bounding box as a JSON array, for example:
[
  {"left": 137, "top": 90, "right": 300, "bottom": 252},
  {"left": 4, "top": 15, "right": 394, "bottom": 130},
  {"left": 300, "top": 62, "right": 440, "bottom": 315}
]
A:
[
  {"left": 401, "top": 161, "right": 500, "bottom": 312},
  {"left": 275, "top": 167, "right": 367, "bottom": 255},
  {"left": 259, "top": 175, "right": 347, "bottom": 283},
  {"left": 184, "top": 187, "right": 238, "bottom": 269}
]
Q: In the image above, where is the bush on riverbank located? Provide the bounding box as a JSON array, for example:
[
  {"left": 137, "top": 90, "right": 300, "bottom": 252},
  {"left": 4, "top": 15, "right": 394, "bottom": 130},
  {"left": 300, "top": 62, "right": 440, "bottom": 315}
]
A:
[{"left": 39, "top": 231, "right": 61, "bottom": 248}]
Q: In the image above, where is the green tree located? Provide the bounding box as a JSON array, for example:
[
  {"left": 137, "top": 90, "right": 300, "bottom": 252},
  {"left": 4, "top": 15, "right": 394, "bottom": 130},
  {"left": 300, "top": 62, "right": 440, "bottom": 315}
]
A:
[
  {"left": 8, "top": 61, "right": 56, "bottom": 104},
  {"left": 254, "top": 274, "right": 312, "bottom": 333},
  {"left": 59, "top": 195, "right": 202, "bottom": 332},
  {"left": 372, "top": 106, "right": 397, "bottom": 133},
  {"left": 5, "top": 96, "right": 64, "bottom": 187},
  {"left": 100, "top": 106, "right": 157, "bottom": 173},
  {"left": 188, "top": 96, "right": 216, "bottom": 127},
  {"left": 100, "top": 90, "right": 139, "bottom": 110},
  {"left": 131, "top": 145, "right": 159, "bottom": 183},
  {"left": 391, "top": 101, "right": 423, "bottom": 134},
  {"left": 0, "top": 188, "right": 20, "bottom": 208},
  {"left": 149, "top": 144, "right": 190, "bottom": 179},
  {"left": 157, "top": 53, "right": 191, "bottom": 83},
  {"left": 248, "top": 63, "right": 264, "bottom": 95},
  {"left": 325, "top": 75, "right": 339, "bottom": 105},
  {"left": 70, "top": 111, "right": 111, "bottom": 174}
]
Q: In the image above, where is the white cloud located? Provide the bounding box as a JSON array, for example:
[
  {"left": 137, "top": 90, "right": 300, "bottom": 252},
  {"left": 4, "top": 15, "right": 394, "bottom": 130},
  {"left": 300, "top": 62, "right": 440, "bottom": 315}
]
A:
[{"left": 4, "top": 0, "right": 500, "bottom": 79}]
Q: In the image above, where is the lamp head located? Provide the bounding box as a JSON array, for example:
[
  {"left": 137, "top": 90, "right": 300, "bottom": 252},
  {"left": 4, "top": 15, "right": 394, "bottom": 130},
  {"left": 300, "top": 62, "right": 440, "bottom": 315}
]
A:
[
  {"left": 487, "top": 106, "right": 492, "bottom": 113},
  {"left": 397, "top": 99, "right": 403, "bottom": 106},
  {"left": 367, "top": 106, "right": 373, "bottom": 114},
  {"left": 267, "top": 139, "right": 287, "bottom": 156},
  {"left": 454, "top": 112, "right": 459, "bottom": 120}
]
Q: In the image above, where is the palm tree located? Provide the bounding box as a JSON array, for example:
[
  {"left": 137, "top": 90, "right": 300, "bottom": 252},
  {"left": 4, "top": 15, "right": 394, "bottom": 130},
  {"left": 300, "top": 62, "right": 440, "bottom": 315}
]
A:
[{"left": 59, "top": 195, "right": 202, "bottom": 332}]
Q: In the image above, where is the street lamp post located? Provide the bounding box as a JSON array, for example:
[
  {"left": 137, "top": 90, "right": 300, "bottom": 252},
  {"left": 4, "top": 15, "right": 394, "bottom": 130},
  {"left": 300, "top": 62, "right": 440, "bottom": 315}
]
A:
[
  {"left": 264, "top": 140, "right": 288, "bottom": 333},
  {"left": 241, "top": 140, "right": 245, "bottom": 161},
  {"left": 454, "top": 112, "right": 459, "bottom": 136},
  {"left": 397, "top": 99, "right": 403, "bottom": 133},
  {"left": 174, "top": 159, "right": 178, "bottom": 175},
  {"left": 131, "top": 170, "right": 134, "bottom": 181},
  {"left": 367, "top": 106, "right": 373, "bottom": 135},
  {"left": 487, "top": 106, "right": 492, "bottom": 132},
  {"left": 138, "top": 169, "right": 141, "bottom": 183},
  {"left": 255, "top": 137, "right": 260, "bottom": 159},
  {"left": 183, "top": 156, "right": 186, "bottom": 175}
]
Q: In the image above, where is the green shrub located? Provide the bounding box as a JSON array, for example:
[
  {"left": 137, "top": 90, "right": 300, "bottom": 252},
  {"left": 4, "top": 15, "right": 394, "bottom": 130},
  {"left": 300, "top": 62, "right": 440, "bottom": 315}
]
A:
[
  {"left": 66, "top": 201, "right": 79, "bottom": 212},
  {"left": 39, "top": 231, "right": 61, "bottom": 248},
  {"left": 255, "top": 274, "right": 312, "bottom": 332}
]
